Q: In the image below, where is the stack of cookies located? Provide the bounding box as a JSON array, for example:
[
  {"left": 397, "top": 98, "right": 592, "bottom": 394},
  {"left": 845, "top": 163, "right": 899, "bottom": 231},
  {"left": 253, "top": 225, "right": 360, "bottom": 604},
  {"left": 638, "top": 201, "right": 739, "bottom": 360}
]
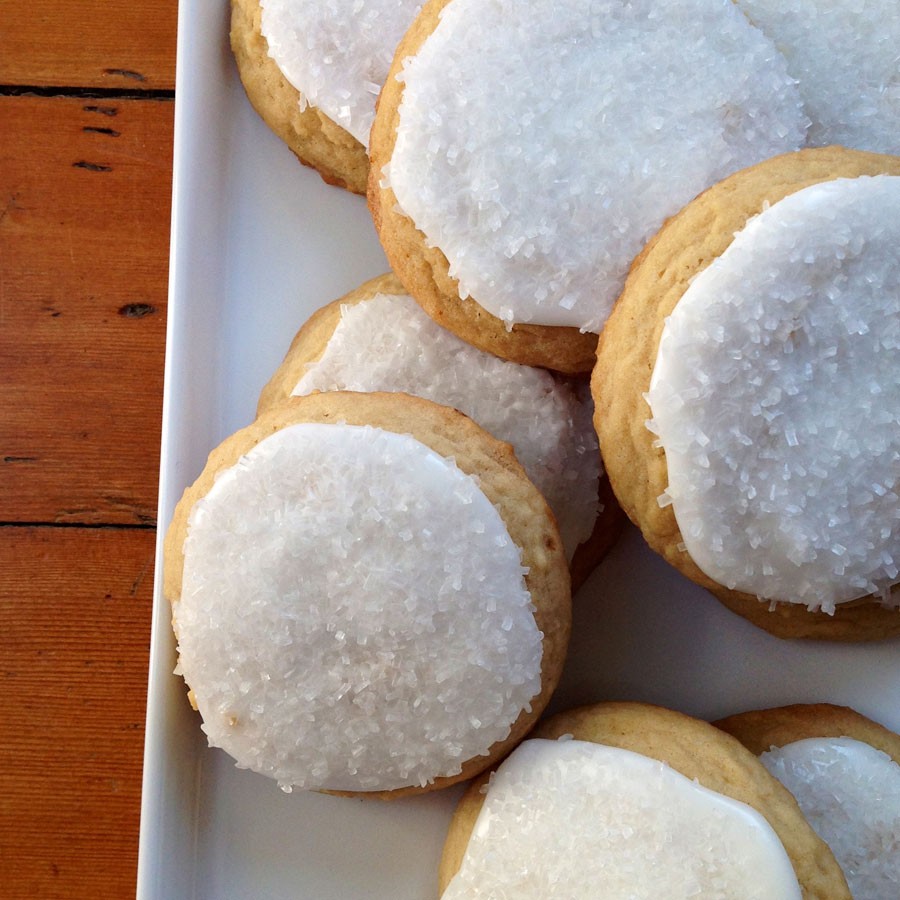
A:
[{"left": 163, "top": 0, "right": 900, "bottom": 894}]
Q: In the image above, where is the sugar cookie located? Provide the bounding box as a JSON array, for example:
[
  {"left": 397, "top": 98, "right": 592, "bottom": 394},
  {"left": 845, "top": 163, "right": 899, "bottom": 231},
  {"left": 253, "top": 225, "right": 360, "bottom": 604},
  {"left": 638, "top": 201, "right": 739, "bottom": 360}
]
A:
[
  {"left": 164, "top": 392, "right": 570, "bottom": 796},
  {"left": 593, "top": 147, "right": 900, "bottom": 640}
]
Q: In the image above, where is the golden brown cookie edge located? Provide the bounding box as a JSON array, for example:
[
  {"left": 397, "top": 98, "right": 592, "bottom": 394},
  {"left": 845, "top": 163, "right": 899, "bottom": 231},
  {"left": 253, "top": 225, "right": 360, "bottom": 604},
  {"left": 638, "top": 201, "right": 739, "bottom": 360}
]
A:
[
  {"left": 715, "top": 703, "right": 900, "bottom": 764},
  {"left": 591, "top": 146, "right": 900, "bottom": 641}
]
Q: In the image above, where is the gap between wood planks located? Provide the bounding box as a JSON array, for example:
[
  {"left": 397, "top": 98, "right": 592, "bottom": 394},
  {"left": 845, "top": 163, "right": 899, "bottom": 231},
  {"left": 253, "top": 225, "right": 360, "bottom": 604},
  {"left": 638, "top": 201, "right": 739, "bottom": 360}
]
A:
[
  {"left": 0, "top": 84, "right": 174, "bottom": 100},
  {"left": 0, "top": 521, "right": 156, "bottom": 530}
]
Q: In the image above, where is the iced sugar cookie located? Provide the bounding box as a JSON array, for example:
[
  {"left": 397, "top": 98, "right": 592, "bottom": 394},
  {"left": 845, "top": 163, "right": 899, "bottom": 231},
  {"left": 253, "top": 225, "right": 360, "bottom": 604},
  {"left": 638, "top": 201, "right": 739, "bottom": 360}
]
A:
[
  {"left": 593, "top": 147, "right": 900, "bottom": 640},
  {"left": 257, "top": 273, "right": 623, "bottom": 585},
  {"left": 369, "top": 0, "right": 807, "bottom": 372},
  {"left": 717, "top": 704, "right": 900, "bottom": 900},
  {"left": 231, "top": 0, "right": 422, "bottom": 193},
  {"left": 439, "top": 703, "right": 849, "bottom": 898},
  {"left": 164, "top": 391, "right": 570, "bottom": 796}
]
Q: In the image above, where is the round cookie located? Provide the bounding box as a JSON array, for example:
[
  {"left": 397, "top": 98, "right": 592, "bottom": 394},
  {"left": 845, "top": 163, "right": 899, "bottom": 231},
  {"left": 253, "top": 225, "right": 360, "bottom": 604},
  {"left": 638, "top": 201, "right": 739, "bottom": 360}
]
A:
[
  {"left": 230, "top": 0, "right": 369, "bottom": 193},
  {"left": 439, "top": 702, "right": 850, "bottom": 898},
  {"left": 164, "top": 391, "right": 571, "bottom": 797},
  {"left": 592, "top": 146, "right": 900, "bottom": 641},
  {"left": 257, "top": 272, "right": 623, "bottom": 587},
  {"left": 716, "top": 705, "right": 900, "bottom": 900},
  {"left": 369, "top": 0, "right": 807, "bottom": 373}
]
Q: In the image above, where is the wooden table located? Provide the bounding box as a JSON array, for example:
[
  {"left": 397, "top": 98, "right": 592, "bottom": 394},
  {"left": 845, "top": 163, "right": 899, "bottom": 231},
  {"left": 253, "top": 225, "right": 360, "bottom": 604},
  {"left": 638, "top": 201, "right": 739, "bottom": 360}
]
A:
[{"left": 1, "top": 3, "right": 177, "bottom": 896}]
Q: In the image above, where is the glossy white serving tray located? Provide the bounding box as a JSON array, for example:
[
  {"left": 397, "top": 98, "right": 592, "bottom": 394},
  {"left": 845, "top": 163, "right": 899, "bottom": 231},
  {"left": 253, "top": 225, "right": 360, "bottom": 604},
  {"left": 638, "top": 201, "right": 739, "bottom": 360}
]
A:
[{"left": 136, "top": 3, "right": 900, "bottom": 897}]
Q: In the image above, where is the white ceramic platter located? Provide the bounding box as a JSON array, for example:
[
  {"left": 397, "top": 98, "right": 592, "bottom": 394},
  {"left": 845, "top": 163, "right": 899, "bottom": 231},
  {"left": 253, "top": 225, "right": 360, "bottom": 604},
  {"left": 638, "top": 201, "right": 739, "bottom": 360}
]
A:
[{"left": 136, "top": 2, "right": 900, "bottom": 897}]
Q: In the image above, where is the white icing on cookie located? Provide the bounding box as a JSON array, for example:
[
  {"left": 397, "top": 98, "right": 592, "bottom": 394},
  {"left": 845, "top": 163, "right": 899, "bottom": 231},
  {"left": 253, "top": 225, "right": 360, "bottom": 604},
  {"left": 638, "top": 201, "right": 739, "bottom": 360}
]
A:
[
  {"left": 177, "top": 423, "right": 542, "bottom": 792},
  {"left": 648, "top": 176, "right": 900, "bottom": 611},
  {"left": 735, "top": 0, "right": 900, "bottom": 153},
  {"left": 442, "top": 738, "right": 802, "bottom": 898},
  {"left": 260, "top": 0, "right": 422, "bottom": 146},
  {"left": 761, "top": 737, "right": 900, "bottom": 900},
  {"left": 293, "top": 292, "right": 600, "bottom": 558},
  {"left": 386, "top": 0, "right": 806, "bottom": 332}
]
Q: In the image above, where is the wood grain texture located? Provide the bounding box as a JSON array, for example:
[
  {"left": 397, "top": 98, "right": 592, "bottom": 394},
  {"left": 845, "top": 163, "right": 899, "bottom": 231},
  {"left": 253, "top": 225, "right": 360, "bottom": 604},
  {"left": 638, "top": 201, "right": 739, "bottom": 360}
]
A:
[
  {"left": 0, "top": 0, "right": 177, "bottom": 89},
  {"left": 0, "top": 526, "right": 154, "bottom": 899},
  {"left": 0, "top": 94, "right": 172, "bottom": 525},
  {"left": 2, "top": 3, "right": 174, "bottom": 897}
]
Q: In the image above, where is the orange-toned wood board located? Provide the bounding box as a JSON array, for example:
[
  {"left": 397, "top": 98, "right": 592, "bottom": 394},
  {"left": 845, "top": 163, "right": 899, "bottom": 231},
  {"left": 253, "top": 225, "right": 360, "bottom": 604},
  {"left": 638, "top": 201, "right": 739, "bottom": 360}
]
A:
[
  {"left": 1, "top": 3, "right": 175, "bottom": 895},
  {"left": 0, "top": 94, "right": 172, "bottom": 526},
  {"left": 0, "top": 1, "right": 177, "bottom": 90},
  {"left": 0, "top": 526, "right": 155, "bottom": 899}
]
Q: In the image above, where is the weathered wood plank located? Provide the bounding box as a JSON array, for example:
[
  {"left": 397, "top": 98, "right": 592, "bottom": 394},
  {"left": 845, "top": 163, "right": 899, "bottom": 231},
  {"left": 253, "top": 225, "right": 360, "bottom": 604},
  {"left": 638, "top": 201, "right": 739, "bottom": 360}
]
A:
[
  {"left": 0, "top": 526, "right": 154, "bottom": 900},
  {"left": 0, "top": 95, "right": 172, "bottom": 525},
  {"left": 0, "top": 0, "right": 177, "bottom": 90}
]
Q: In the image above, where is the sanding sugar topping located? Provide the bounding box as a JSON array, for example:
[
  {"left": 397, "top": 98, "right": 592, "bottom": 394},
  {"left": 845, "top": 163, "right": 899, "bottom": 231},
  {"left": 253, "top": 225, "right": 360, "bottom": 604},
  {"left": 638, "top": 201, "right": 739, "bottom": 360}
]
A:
[
  {"left": 761, "top": 737, "right": 900, "bottom": 900},
  {"left": 647, "top": 176, "right": 900, "bottom": 611},
  {"left": 441, "top": 738, "right": 801, "bottom": 899},
  {"left": 735, "top": 0, "right": 900, "bottom": 153},
  {"left": 176, "top": 423, "right": 542, "bottom": 792},
  {"left": 293, "top": 292, "right": 600, "bottom": 558},
  {"left": 386, "top": 0, "right": 806, "bottom": 333},
  {"left": 259, "top": 0, "right": 423, "bottom": 145}
]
